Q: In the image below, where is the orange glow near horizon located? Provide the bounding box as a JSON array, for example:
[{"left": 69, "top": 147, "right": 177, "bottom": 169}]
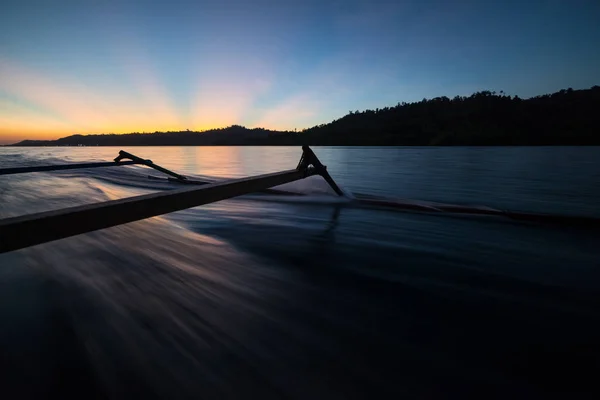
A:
[
  {"left": 3, "top": 0, "right": 599, "bottom": 145},
  {"left": 0, "top": 55, "right": 310, "bottom": 145}
]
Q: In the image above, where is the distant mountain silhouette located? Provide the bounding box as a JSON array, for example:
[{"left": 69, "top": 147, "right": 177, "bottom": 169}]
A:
[
  {"left": 10, "top": 86, "right": 600, "bottom": 146},
  {"left": 11, "top": 125, "right": 283, "bottom": 146}
]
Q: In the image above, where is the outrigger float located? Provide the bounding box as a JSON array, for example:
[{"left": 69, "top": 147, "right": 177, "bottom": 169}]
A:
[{"left": 0, "top": 146, "right": 598, "bottom": 254}]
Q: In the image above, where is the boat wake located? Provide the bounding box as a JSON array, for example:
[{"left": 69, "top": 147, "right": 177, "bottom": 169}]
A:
[{"left": 2, "top": 149, "right": 600, "bottom": 398}]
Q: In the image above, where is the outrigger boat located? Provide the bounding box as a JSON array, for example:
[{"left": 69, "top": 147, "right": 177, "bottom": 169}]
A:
[{"left": 0, "top": 146, "right": 598, "bottom": 254}]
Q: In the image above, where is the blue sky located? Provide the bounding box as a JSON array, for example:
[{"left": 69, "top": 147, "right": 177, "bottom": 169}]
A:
[{"left": 1, "top": 0, "right": 599, "bottom": 142}]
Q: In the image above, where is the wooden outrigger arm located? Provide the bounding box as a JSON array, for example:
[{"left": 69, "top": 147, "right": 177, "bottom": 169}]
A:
[
  {"left": 0, "top": 146, "right": 344, "bottom": 254},
  {"left": 0, "top": 151, "right": 186, "bottom": 180}
]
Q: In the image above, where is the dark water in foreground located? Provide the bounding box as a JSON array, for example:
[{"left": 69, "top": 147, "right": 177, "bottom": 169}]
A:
[{"left": 1, "top": 146, "right": 599, "bottom": 399}]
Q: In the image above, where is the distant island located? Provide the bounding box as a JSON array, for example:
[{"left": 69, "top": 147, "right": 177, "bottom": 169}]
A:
[{"left": 10, "top": 86, "right": 600, "bottom": 146}]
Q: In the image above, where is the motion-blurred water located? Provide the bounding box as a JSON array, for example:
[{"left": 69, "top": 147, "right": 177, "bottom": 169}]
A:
[{"left": 1, "top": 146, "right": 599, "bottom": 399}]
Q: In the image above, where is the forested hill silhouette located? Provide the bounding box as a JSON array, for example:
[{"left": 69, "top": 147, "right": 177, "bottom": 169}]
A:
[
  {"left": 12, "top": 125, "right": 284, "bottom": 146},
  {"left": 10, "top": 86, "right": 600, "bottom": 146},
  {"left": 284, "top": 85, "right": 600, "bottom": 145}
]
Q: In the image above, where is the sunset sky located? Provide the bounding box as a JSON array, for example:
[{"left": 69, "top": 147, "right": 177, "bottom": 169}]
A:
[{"left": 1, "top": 0, "right": 599, "bottom": 144}]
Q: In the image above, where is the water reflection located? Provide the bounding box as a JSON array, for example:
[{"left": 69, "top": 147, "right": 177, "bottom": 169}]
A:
[
  {"left": 177, "top": 146, "right": 199, "bottom": 173},
  {"left": 192, "top": 146, "right": 243, "bottom": 178},
  {"left": 2, "top": 146, "right": 600, "bottom": 217}
]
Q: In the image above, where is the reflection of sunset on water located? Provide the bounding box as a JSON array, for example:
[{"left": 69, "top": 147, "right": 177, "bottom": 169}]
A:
[{"left": 176, "top": 146, "right": 294, "bottom": 178}]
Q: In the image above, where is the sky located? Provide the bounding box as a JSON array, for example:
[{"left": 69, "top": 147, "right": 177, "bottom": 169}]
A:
[{"left": 1, "top": 0, "right": 599, "bottom": 144}]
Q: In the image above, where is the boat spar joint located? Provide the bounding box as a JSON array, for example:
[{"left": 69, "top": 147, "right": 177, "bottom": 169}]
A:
[
  {"left": 297, "top": 145, "right": 344, "bottom": 196},
  {"left": 115, "top": 150, "right": 188, "bottom": 181}
]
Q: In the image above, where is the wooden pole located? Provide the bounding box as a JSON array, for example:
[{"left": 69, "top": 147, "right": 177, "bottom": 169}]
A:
[
  {"left": 0, "top": 160, "right": 140, "bottom": 176},
  {"left": 0, "top": 168, "right": 320, "bottom": 253}
]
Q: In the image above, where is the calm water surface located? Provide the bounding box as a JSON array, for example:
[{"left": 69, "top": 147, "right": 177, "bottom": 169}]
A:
[{"left": 0, "top": 146, "right": 599, "bottom": 399}]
